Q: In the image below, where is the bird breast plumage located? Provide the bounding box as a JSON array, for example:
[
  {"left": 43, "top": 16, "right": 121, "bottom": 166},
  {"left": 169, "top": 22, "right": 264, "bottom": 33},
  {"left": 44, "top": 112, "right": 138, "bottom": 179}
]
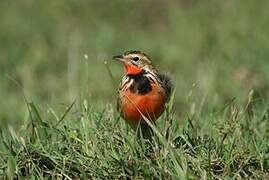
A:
[{"left": 119, "top": 82, "right": 166, "bottom": 127}]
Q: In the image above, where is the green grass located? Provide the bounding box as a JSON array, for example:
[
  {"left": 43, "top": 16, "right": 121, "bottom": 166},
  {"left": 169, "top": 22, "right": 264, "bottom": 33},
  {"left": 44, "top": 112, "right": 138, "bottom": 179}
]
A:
[
  {"left": 0, "top": 93, "right": 268, "bottom": 179},
  {"left": 0, "top": 0, "right": 269, "bottom": 179}
]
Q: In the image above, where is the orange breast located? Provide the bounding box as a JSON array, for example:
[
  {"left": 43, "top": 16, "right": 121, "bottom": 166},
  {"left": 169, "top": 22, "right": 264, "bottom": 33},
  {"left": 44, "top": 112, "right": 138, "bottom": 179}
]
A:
[{"left": 119, "top": 83, "right": 166, "bottom": 128}]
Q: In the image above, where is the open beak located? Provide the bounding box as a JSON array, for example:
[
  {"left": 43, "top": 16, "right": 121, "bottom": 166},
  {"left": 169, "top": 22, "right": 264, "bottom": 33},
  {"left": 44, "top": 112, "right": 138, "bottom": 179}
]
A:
[{"left": 112, "top": 55, "right": 124, "bottom": 62}]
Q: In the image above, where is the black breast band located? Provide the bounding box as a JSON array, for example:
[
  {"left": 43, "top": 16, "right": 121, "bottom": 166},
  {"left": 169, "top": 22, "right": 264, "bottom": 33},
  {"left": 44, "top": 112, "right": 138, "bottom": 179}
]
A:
[{"left": 127, "top": 73, "right": 152, "bottom": 95}]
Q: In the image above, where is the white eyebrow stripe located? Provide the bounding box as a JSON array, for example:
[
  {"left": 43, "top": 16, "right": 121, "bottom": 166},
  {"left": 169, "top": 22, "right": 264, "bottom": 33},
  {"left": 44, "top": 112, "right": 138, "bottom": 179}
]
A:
[{"left": 128, "top": 54, "right": 140, "bottom": 58}]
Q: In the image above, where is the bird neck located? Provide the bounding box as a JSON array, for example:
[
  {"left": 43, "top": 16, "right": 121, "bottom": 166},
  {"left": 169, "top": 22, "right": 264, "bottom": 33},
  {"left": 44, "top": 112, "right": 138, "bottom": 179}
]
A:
[
  {"left": 121, "top": 70, "right": 161, "bottom": 95},
  {"left": 127, "top": 73, "right": 152, "bottom": 95}
]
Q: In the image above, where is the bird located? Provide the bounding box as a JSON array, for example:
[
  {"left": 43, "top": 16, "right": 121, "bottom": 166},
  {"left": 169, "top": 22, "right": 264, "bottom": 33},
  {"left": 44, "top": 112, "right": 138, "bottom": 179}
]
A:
[{"left": 112, "top": 50, "right": 173, "bottom": 138}]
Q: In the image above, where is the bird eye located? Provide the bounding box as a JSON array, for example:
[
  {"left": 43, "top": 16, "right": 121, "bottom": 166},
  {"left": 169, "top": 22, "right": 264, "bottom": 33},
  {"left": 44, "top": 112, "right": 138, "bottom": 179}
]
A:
[{"left": 132, "top": 56, "right": 139, "bottom": 62}]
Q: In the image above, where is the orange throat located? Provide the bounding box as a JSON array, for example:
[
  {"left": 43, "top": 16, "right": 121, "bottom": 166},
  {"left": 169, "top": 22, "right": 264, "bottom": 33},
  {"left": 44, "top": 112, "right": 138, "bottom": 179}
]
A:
[{"left": 124, "top": 63, "right": 142, "bottom": 75}]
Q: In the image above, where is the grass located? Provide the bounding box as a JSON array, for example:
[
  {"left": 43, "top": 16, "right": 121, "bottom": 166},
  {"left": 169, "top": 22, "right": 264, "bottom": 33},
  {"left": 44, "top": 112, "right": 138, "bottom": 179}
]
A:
[
  {"left": 0, "top": 92, "right": 268, "bottom": 179},
  {"left": 0, "top": 0, "right": 269, "bottom": 179}
]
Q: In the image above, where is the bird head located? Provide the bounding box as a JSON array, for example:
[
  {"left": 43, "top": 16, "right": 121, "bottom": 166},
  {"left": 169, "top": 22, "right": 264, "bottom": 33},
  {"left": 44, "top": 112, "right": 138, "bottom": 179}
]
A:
[{"left": 113, "top": 50, "right": 155, "bottom": 75}]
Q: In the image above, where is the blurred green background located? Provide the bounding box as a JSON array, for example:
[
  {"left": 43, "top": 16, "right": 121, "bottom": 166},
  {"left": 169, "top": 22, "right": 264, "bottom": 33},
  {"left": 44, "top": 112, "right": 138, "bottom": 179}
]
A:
[{"left": 1, "top": 0, "right": 268, "bottom": 126}]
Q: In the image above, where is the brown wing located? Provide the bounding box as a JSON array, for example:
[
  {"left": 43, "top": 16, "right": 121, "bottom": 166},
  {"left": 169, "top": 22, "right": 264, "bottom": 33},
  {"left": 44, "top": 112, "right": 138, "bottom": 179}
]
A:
[{"left": 158, "top": 73, "right": 174, "bottom": 102}]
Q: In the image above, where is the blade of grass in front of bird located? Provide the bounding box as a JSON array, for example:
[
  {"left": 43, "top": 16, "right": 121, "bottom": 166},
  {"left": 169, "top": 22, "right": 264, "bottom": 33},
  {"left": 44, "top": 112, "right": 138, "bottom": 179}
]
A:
[
  {"left": 141, "top": 114, "right": 187, "bottom": 179},
  {"left": 104, "top": 60, "right": 117, "bottom": 89},
  {"left": 54, "top": 100, "right": 76, "bottom": 127}
]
